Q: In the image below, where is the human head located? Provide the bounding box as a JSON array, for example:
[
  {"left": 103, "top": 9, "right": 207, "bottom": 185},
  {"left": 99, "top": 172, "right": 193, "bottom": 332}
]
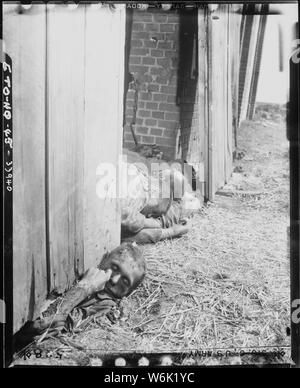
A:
[{"left": 98, "top": 242, "right": 145, "bottom": 299}]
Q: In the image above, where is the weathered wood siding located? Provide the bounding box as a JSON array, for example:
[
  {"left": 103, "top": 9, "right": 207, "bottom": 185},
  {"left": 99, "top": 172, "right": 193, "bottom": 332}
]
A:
[
  {"left": 197, "top": 8, "right": 209, "bottom": 199},
  {"left": 4, "top": 3, "right": 48, "bottom": 333},
  {"left": 3, "top": 3, "right": 125, "bottom": 332},
  {"left": 83, "top": 5, "right": 125, "bottom": 269},
  {"left": 47, "top": 5, "right": 86, "bottom": 293},
  {"left": 198, "top": 5, "right": 242, "bottom": 199},
  {"left": 207, "top": 5, "right": 230, "bottom": 198}
]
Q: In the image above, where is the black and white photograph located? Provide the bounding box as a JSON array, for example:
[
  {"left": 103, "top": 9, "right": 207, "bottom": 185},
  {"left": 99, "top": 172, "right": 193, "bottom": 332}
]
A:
[{"left": 2, "top": 1, "right": 300, "bottom": 369}]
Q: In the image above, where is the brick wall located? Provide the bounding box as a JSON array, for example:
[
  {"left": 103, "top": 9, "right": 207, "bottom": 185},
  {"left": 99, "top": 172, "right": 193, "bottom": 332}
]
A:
[{"left": 123, "top": 10, "right": 180, "bottom": 160}]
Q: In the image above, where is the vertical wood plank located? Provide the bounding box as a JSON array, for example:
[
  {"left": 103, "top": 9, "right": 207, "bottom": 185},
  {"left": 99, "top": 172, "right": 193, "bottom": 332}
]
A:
[
  {"left": 3, "top": 4, "right": 48, "bottom": 332},
  {"left": 231, "top": 9, "right": 242, "bottom": 151},
  {"left": 207, "top": 6, "right": 214, "bottom": 200},
  {"left": 47, "top": 5, "right": 85, "bottom": 292},
  {"left": 239, "top": 12, "right": 261, "bottom": 123},
  {"left": 208, "top": 5, "right": 236, "bottom": 199},
  {"left": 208, "top": 5, "right": 226, "bottom": 199},
  {"left": 198, "top": 7, "right": 209, "bottom": 199},
  {"left": 84, "top": 5, "right": 125, "bottom": 269},
  {"left": 225, "top": 5, "right": 233, "bottom": 183}
]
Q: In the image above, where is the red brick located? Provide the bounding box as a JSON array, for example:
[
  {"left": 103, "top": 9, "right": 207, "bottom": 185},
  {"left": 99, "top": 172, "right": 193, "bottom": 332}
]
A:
[
  {"left": 132, "top": 31, "right": 149, "bottom": 40},
  {"left": 130, "top": 56, "right": 142, "bottom": 65},
  {"left": 163, "top": 128, "right": 176, "bottom": 137},
  {"left": 144, "top": 23, "right": 159, "bottom": 32},
  {"left": 131, "top": 39, "right": 143, "bottom": 48},
  {"left": 150, "top": 67, "right": 167, "bottom": 76},
  {"left": 140, "top": 74, "right": 154, "bottom": 83},
  {"left": 135, "top": 13, "right": 153, "bottom": 22},
  {"left": 164, "top": 50, "right": 177, "bottom": 58},
  {"left": 128, "top": 134, "right": 142, "bottom": 143},
  {"left": 146, "top": 102, "right": 158, "bottom": 110},
  {"left": 167, "top": 95, "right": 177, "bottom": 103},
  {"left": 127, "top": 90, "right": 135, "bottom": 99},
  {"left": 136, "top": 126, "right": 149, "bottom": 135},
  {"left": 165, "top": 33, "right": 178, "bottom": 42},
  {"left": 160, "top": 85, "right": 177, "bottom": 94},
  {"left": 167, "top": 13, "right": 179, "bottom": 23},
  {"left": 124, "top": 133, "right": 136, "bottom": 142},
  {"left": 141, "top": 135, "right": 155, "bottom": 144},
  {"left": 156, "top": 137, "right": 174, "bottom": 146},
  {"left": 155, "top": 76, "right": 169, "bottom": 85},
  {"left": 168, "top": 76, "right": 177, "bottom": 86},
  {"left": 150, "top": 128, "right": 163, "bottom": 136},
  {"left": 126, "top": 107, "right": 134, "bottom": 116},
  {"left": 145, "top": 118, "right": 157, "bottom": 126},
  {"left": 152, "top": 111, "right": 165, "bottom": 119},
  {"left": 160, "top": 24, "right": 175, "bottom": 33},
  {"left": 123, "top": 124, "right": 131, "bottom": 133},
  {"left": 143, "top": 40, "right": 158, "bottom": 49},
  {"left": 138, "top": 110, "right": 151, "bottom": 118},
  {"left": 136, "top": 118, "right": 144, "bottom": 125},
  {"left": 142, "top": 57, "right": 156, "bottom": 66},
  {"left": 159, "top": 103, "right": 179, "bottom": 112},
  {"left": 148, "top": 33, "right": 165, "bottom": 41},
  {"left": 138, "top": 101, "right": 145, "bottom": 109},
  {"left": 151, "top": 49, "right": 164, "bottom": 57},
  {"left": 130, "top": 65, "right": 148, "bottom": 74},
  {"left": 165, "top": 112, "right": 180, "bottom": 121},
  {"left": 140, "top": 92, "right": 152, "bottom": 101},
  {"left": 153, "top": 13, "right": 168, "bottom": 23},
  {"left": 148, "top": 84, "right": 160, "bottom": 92},
  {"left": 131, "top": 48, "right": 149, "bottom": 56},
  {"left": 132, "top": 22, "right": 145, "bottom": 31},
  {"left": 153, "top": 93, "right": 167, "bottom": 102},
  {"left": 126, "top": 116, "right": 133, "bottom": 124},
  {"left": 158, "top": 120, "right": 177, "bottom": 130},
  {"left": 157, "top": 41, "right": 172, "bottom": 50},
  {"left": 157, "top": 58, "right": 171, "bottom": 68}
]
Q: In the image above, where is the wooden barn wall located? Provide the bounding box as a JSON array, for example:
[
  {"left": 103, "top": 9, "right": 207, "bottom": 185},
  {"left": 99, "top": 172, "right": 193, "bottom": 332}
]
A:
[
  {"left": 3, "top": 3, "right": 125, "bottom": 332},
  {"left": 205, "top": 5, "right": 242, "bottom": 200},
  {"left": 47, "top": 6, "right": 86, "bottom": 293},
  {"left": 3, "top": 3, "right": 48, "bottom": 333},
  {"left": 83, "top": 5, "right": 125, "bottom": 270}
]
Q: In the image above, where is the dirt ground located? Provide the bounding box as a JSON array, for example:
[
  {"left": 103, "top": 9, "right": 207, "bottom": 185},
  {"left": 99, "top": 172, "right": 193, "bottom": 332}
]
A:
[{"left": 13, "top": 105, "right": 291, "bottom": 366}]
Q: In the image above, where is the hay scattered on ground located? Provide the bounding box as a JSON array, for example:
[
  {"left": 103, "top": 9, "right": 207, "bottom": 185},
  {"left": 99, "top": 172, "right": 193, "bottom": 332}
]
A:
[{"left": 13, "top": 110, "right": 290, "bottom": 365}]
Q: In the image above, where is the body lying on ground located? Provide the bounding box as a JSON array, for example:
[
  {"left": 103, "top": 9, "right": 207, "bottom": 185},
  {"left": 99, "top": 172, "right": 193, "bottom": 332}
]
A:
[
  {"left": 120, "top": 149, "right": 202, "bottom": 244},
  {"left": 14, "top": 243, "right": 145, "bottom": 349}
]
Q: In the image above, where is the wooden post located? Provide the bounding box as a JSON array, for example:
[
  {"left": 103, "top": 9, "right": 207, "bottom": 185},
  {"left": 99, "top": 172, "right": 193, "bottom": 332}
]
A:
[{"left": 239, "top": 11, "right": 261, "bottom": 123}]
